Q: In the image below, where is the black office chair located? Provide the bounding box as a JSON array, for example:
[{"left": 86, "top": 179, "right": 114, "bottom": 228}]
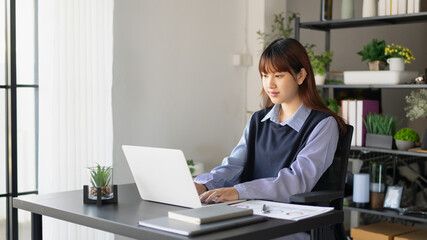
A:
[{"left": 289, "top": 124, "right": 353, "bottom": 240}]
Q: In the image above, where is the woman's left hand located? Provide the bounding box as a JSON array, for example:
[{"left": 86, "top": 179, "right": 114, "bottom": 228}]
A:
[{"left": 199, "top": 187, "right": 239, "bottom": 204}]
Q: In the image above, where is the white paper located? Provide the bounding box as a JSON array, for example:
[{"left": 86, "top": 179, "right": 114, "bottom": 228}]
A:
[{"left": 231, "top": 200, "right": 333, "bottom": 221}]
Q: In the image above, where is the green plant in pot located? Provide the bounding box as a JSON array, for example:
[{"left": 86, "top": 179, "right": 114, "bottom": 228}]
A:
[
  {"left": 394, "top": 128, "right": 420, "bottom": 151},
  {"left": 405, "top": 89, "right": 427, "bottom": 150},
  {"left": 357, "top": 39, "right": 388, "bottom": 71},
  {"left": 306, "top": 44, "right": 333, "bottom": 85},
  {"left": 88, "top": 164, "right": 113, "bottom": 200},
  {"left": 363, "top": 113, "right": 397, "bottom": 149}
]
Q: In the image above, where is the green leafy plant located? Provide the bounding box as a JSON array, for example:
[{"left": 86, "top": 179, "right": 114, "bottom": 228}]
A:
[
  {"left": 257, "top": 12, "right": 299, "bottom": 49},
  {"left": 89, "top": 164, "right": 112, "bottom": 187},
  {"left": 323, "top": 98, "right": 340, "bottom": 115},
  {"left": 394, "top": 128, "right": 420, "bottom": 142},
  {"left": 306, "top": 44, "right": 333, "bottom": 76},
  {"left": 357, "top": 39, "right": 388, "bottom": 63},
  {"left": 405, "top": 89, "right": 427, "bottom": 120},
  {"left": 363, "top": 113, "right": 397, "bottom": 136},
  {"left": 187, "top": 160, "right": 195, "bottom": 175}
]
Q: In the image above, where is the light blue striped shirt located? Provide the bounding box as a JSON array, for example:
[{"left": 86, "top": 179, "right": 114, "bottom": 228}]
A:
[{"left": 194, "top": 104, "right": 339, "bottom": 202}]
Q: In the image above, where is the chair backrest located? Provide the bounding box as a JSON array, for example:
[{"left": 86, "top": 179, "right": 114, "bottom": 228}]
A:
[{"left": 312, "top": 124, "right": 353, "bottom": 209}]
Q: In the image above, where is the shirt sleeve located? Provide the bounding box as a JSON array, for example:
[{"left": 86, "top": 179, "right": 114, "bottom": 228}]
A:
[
  {"left": 234, "top": 116, "right": 339, "bottom": 202},
  {"left": 194, "top": 116, "right": 251, "bottom": 190}
]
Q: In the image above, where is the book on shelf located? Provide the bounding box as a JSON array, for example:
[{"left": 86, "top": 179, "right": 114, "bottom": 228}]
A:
[
  {"left": 398, "top": 0, "right": 407, "bottom": 14},
  {"left": 378, "top": 0, "right": 386, "bottom": 16},
  {"left": 341, "top": 99, "right": 379, "bottom": 147},
  {"left": 356, "top": 100, "right": 379, "bottom": 147},
  {"left": 168, "top": 204, "right": 253, "bottom": 225}
]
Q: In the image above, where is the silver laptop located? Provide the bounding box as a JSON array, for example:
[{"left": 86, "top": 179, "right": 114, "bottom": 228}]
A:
[{"left": 122, "top": 145, "right": 205, "bottom": 208}]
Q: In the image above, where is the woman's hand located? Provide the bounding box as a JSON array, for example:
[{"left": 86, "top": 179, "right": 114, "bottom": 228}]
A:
[
  {"left": 199, "top": 187, "right": 239, "bottom": 204},
  {"left": 194, "top": 183, "right": 207, "bottom": 196}
]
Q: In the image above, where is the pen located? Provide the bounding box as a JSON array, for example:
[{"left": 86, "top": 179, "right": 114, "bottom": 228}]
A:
[{"left": 261, "top": 204, "right": 270, "bottom": 214}]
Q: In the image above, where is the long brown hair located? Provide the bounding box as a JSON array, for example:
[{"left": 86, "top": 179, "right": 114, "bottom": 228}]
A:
[{"left": 259, "top": 38, "right": 346, "bottom": 136}]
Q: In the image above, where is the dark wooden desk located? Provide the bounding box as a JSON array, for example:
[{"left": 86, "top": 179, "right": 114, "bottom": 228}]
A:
[{"left": 13, "top": 184, "right": 343, "bottom": 240}]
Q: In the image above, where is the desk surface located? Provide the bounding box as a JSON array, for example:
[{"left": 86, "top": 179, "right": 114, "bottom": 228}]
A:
[{"left": 13, "top": 184, "right": 343, "bottom": 240}]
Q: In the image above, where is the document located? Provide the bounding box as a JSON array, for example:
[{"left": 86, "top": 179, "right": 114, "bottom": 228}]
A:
[{"left": 231, "top": 200, "right": 333, "bottom": 221}]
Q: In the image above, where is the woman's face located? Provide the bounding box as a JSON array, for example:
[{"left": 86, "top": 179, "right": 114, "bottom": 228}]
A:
[{"left": 261, "top": 71, "right": 304, "bottom": 105}]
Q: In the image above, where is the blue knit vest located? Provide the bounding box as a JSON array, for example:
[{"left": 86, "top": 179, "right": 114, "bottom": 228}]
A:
[{"left": 240, "top": 107, "right": 331, "bottom": 183}]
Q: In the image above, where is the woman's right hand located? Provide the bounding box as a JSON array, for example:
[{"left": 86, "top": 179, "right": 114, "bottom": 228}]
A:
[{"left": 194, "top": 183, "right": 207, "bottom": 196}]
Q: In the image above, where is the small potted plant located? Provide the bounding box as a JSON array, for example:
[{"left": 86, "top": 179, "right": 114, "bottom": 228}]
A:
[
  {"left": 385, "top": 43, "right": 415, "bottom": 71},
  {"left": 394, "top": 128, "right": 420, "bottom": 151},
  {"left": 187, "top": 159, "right": 205, "bottom": 177},
  {"left": 357, "top": 39, "right": 388, "bottom": 71},
  {"left": 88, "top": 164, "right": 113, "bottom": 200},
  {"left": 405, "top": 89, "right": 427, "bottom": 150},
  {"left": 363, "top": 113, "right": 397, "bottom": 149},
  {"left": 306, "top": 44, "right": 333, "bottom": 85}
]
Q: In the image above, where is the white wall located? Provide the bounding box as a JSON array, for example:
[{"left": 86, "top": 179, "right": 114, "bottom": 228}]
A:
[
  {"left": 287, "top": 0, "right": 427, "bottom": 137},
  {"left": 113, "top": 0, "right": 281, "bottom": 184}
]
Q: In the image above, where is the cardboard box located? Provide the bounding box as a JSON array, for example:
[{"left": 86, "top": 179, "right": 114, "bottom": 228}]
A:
[
  {"left": 395, "top": 229, "right": 427, "bottom": 240},
  {"left": 351, "top": 222, "right": 417, "bottom": 240}
]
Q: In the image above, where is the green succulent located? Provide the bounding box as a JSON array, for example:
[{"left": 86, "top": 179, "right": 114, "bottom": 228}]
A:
[
  {"left": 394, "top": 128, "right": 420, "bottom": 142},
  {"left": 89, "top": 164, "right": 112, "bottom": 187},
  {"left": 363, "top": 114, "right": 397, "bottom": 136},
  {"left": 357, "top": 39, "right": 388, "bottom": 62}
]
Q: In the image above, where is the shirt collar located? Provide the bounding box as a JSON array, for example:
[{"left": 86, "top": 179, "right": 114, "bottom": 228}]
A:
[{"left": 261, "top": 104, "right": 311, "bottom": 132}]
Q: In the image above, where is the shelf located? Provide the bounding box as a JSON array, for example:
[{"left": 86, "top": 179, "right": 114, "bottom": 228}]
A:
[
  {"left": 318, "top": 84, "right": 427, "bottom": 89},
  {"left": 344, "top": 204, "right": 427, "bottom": 223},
  {"left": 351, "top": 146, "right": 427, "bottom": 158},
  {"left": 300, "top": 12, "right": 427, "bottom": 31}
]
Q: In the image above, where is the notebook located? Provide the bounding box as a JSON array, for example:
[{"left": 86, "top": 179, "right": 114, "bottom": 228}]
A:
[
  {"left": 168, "top": 204, "right": 253, "bottom": 224},
  {"left": 138, "top": 215, "right": 265, "bottom": 237}
]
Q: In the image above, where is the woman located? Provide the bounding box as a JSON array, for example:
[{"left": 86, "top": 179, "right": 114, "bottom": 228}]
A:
[{"left": 195, "top": 38, "right": 346, "bottom": 205}]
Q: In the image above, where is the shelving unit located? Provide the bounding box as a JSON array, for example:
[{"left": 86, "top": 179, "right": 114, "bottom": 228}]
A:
[{"left": 295, "top": 13, "right": 427, "bottom": 226}]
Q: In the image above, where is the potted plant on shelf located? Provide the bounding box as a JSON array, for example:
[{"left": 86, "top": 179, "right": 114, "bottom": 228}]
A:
[
  {"left": 306, "top": 44, "right": 333, "bottom": 85},
  {"left": 385, "top": 43, "right": 415, "bottom": 71},
  {"left": 393, "top": 128, "right": 420, "bottom": 151},
  {"left": 363, "top": 113, "right": 397, "bottom": 149},
  {"left": 357, "top": 39, "right": 388, "bottom": 71},
  {"left": 88, "top": 164, "right": 113, "bottom": 200},
  {"left": 405, "top": 89, "right": 427, "bottom": 150}
]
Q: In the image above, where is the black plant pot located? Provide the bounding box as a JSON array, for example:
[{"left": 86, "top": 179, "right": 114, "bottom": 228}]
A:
[{"left": 422, "top": 128, "right": 427, "bottom": 150}]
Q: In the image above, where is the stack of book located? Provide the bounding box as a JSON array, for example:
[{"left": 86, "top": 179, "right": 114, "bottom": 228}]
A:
[
  {"left": 341, "top": 100, "right": 379, "bottom": 147},
  {"left": 138, "top": 204, "right": 263, "bottom": 237},
  {"left": 378, "top": 0, "right": 427, "bottom": 15}
]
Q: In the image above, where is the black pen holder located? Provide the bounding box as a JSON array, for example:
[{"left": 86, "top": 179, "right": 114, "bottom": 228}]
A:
[{"left": 83, "top": 185, "right": 118, "bottom": 206}]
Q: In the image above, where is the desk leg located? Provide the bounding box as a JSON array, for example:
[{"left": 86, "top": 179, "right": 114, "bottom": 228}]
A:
[{"left": 31, "top": 213, "right": 42, "bottom": 240}]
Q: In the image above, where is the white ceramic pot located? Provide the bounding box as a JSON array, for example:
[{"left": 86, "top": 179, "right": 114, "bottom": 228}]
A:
[
  {"left": 314, "top": 74, "right": 326, "bottom": 85},
  {"left": 395, "top": 139, "right": 414, "bottom": 151},
  {"left": 387, "top": 57, "right": 405, "bottom": 71}
]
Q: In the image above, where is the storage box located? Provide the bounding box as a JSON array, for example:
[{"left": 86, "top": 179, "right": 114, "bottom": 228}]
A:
[
  {"left": 351, "top": 222, "right": 417, "bottom": 240},
  {"left": 343, "top": 71, "right": 419, "bottom": 85},
  {"left": 395, "top": 229, "right": 427, "bottom": 240}
]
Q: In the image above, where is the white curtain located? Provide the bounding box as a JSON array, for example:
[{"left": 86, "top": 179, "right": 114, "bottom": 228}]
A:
[{"left": 38, "top": 0, "right": 114, "bottom": 239}]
